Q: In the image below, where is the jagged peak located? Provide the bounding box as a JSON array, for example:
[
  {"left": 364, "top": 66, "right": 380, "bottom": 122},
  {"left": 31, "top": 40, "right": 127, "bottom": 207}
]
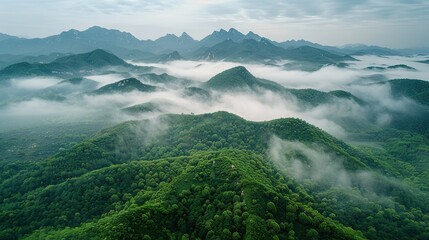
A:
[
  {"left": 180, "top": 32, "right": 190, "bottom": 38},
  {"left": 179, "top": 32, "right": 194, "bottom": 40},
  {"left": 228, "top": 28, "right": 240, "bottom": 33}
]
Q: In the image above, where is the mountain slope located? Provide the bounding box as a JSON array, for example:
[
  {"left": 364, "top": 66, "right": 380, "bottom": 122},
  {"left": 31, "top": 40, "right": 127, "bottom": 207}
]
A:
[
  {"left": 0, "top": 33, "right": 18, "bottom": 42},
  {"left": 149, "top": 32, "right": 199, "bottom": 53},
  {"left": 51, "top": 49, "right": 128, "bottom": 70},
  {"left": 1, "top": 112, "right": 427, "bottom": 239},
  {"left": 93, "top": 78, "right": 157, "bottom": 94},
  {"left": 23, "top": 150, "right": 365, "bottom": 240},
  {"left": 0, "top": 49, "right": 136, "bottom": 81},
  {"left": 388, "top": 79, "right": 429, "bottom": 106},
  {"left": 204, "top": 66, "right": 284, "bottom": 92},
  {"left": 0, "top": 49, "right": 128, "bottom": 77},
  {"left": 197, "top": 39, "right": 287, "bottom": 61},
  {"left": 284, "top": 46, "right": 355, "bottom": 63},
  {"left": 200, "top": 28, "right": 245, "bottom": 47}
]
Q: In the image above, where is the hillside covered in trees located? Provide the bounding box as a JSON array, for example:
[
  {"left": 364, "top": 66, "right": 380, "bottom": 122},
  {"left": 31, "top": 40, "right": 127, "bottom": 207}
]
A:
[{"left": 1, "top": 112, "right": 428, "bottom": 239}]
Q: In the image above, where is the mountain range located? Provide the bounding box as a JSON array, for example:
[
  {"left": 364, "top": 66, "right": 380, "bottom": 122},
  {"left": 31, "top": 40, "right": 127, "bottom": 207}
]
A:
[{"left": 0, "top": 26, "right": 424, "bottom": 60}]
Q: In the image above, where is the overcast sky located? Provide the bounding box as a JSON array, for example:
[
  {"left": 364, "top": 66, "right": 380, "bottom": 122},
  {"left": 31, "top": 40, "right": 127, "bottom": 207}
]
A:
[{"left": 0, "top": 0, "right": 428, "bottom": 48}]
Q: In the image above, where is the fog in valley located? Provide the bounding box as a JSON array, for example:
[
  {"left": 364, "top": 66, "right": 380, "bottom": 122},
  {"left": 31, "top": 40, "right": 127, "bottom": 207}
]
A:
[{"left": 1, "top": 55, "right": 428, "bottom": 140}]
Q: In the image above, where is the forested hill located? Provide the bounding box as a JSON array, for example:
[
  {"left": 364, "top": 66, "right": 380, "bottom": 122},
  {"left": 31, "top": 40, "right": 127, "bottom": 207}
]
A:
[{"left": 0, "top": 112, "right": 428, "bottom": 239}]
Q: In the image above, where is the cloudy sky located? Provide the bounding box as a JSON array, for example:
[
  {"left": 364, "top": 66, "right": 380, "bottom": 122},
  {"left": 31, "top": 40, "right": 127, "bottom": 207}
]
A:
[{"left": 0, "top": 0, "right": 428, "bottom": 48}]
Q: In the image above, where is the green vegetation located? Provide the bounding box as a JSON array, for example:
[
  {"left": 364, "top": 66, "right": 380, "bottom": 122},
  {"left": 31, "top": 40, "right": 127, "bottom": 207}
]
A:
[
  {"left": 388, "top": 79, "right": 429, "bottom": 106},
  {"left": 204, "top": 66, "right": 283, "bottom": 92},
  {"left": 0, "top": 112, "right": 428, "bottom": 239}
]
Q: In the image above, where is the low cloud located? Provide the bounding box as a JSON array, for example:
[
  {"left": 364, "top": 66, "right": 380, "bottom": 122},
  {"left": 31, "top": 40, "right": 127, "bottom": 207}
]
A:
[
  {"left": 267, "top": 136, "right": 411, "bottom": 196},
  {"left": 10, "top": 77, "right": 61, "bottom": 90},
  {"left": 268, "top": 136, "right": 365, "bottom": 187}
]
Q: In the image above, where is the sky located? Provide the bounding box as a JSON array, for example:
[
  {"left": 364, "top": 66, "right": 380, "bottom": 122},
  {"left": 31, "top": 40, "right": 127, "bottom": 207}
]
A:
[{"left": 0, "top": 0, "right": 428, "bottom": 48}]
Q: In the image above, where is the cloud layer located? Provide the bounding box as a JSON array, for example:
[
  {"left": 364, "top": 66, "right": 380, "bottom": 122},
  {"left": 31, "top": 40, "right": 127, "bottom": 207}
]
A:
[{"left": 0, "top": 55, "right": 427, "bottom": 139}]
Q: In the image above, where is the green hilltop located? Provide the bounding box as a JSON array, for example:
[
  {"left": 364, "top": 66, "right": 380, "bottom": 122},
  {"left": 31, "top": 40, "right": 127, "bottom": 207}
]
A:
[{"left": 0, "top": 112, "right": 428, "bottom": 239}]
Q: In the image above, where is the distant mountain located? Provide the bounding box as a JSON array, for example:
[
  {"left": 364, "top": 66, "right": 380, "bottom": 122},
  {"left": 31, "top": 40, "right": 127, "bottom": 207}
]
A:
[
  {"left": 93, "top": 78, "right": 157, "bottom": 95},
  {"left": 340, "top": 44, "right": 400, "bottom": 56},
  {"left": 0, "top": 53, "right": 69, "bottom": 68},
  {"left": 285, "top": 45, "right": 355, "bottom": 63},
  {"left": 195, "top": 39, "right": 355, "bottom": 70},
  {"left": 364, "top": 66, "right": 386, "bottom": 71},
  {"left": 364, "top": 64, "right": 416, "bottom": 71},
  {"left": 0, "top": 33, "right": 18, "bottom": 42},
  {"left": 146, "top": 32, "right": 199, "bottom": 53},
  {"left": 0, "top": 26, "right": 409, "bottom": 58},
  {"left": 388, "top": 64, "right": 416, "bottom": 70},
  {"left": 0, "top": 26, "right": 143, "bottom": 55},
  {"left": 197, "top": 38, "right": 287, "bottom": 61},
  {"left": 200, "top": 28, "right": 262, "bottom": 47},
  {"left": 273, "top": 39, "right": 344, "bottom": 54},
  {"left": 0, "top": 62, "right": 56, "bottom": 77},
  {"left": 134, "top": 50, "right": 183, "bottom": 62},
  {"left": 0, "top": 49, "right": 130, "bottom": 79},
  {"left": 245, "top": 31, "right": 262, "bottom": 41},
  {"left": 200, "top": 28, "right": 244, "bottom": 47}
]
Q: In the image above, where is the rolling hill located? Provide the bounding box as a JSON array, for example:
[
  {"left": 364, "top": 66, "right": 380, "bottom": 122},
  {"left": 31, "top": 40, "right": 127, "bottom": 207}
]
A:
[{"left": 0, "top": 112, "right": 427, "bottom": 239}]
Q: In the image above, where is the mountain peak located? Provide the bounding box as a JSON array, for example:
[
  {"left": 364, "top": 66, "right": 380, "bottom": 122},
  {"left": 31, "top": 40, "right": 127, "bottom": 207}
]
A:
[
  {"left": 179, "top": 32, "right": 193, "bottom": 40},
  {"left": 205, "top": 66, "right": 258, "bottom": 90},
  {"left": 228, "top": 28, "right": 240, "bottom": 33},
  {"left": 246, "top": 31, "right": 262, "bottom": 41}
]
